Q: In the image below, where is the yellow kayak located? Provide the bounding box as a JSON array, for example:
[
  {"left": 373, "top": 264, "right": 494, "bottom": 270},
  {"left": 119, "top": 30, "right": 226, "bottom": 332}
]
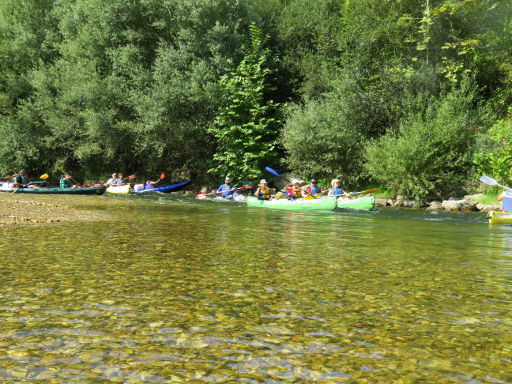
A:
[
  {"left": 106, "top": 184, "right": 131, "bottom": 194},
  {"left": 488, "top": 211, "right": 512, "bottom": 224}
]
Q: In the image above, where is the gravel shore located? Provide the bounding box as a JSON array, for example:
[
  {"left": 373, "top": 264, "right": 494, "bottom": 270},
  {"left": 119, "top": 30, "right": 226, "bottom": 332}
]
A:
[{"left": 0, "top": 194, "right": 107, "bottom": 226}]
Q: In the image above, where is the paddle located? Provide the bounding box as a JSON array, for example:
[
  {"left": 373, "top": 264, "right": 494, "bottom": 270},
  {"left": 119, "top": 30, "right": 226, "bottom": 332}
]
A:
[
  {"left": 349, "top": 188, "right": 379, "bottom": 195},
  {"left": 197, "top": 183, "right": 252, "bottom": 199},
  {"left": 265, "top": 166, "right": 311, "bottom": 199},
  {"left": 125, "top": 174, "right": 136, "bottom": 181},
  {"left": 480, "top": 175, "right": 509, "bottom": 189}
]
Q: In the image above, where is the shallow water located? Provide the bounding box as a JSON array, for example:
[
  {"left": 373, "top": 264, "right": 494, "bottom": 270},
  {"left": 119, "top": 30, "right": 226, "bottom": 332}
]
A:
[{"left": 1, "top": 194, "right": 511, "bottom": 383}]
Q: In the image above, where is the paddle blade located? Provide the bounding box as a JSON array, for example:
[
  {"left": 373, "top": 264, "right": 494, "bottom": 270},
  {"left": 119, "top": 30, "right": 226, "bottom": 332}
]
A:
[
  {"left": 363, "top": 188, "right": 379, "bottom": 194},
  {"left": 125, "top": 174, "right": 136, "bottom": 180},
  {"left": 57, "top": 167, "right": 65, "bottom": 174},
  {"left": 480, "top": 175, "right": 498, "bottom": 186},
  {"left": 265, "top": 166, "right": 281, "bottom": 177},
  {"left": 40, "top": 173, "right": 49, "bottom": 180},
  {"left": 196, "top": 193, "right": 209, "bottom": 200},
  {"left": 160, "top": 172, "right": 165, "bottom": 180}
]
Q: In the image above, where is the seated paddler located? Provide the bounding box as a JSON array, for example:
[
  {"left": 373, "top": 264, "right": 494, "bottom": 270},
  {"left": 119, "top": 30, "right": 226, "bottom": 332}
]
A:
[
  {"left": 497, "top": 187, "right": 512, "bottom": 212},
  {"left": 254, "top": 179, "right": 271, "bottom": 200},
  {"left": 12, "top": 169, "right": 42, "bottom": 189},
  {"left": 284, "top": 179, "right": 303, "bottom": 200},
  {"left": 216, "top": 176, "right": 235, "bottom": 199},
  {"left": 60, "top": 172, "right": 80, "bottom": 189},
  {"left": 305, "top": 178, "right": 322, "bottom": 197}
]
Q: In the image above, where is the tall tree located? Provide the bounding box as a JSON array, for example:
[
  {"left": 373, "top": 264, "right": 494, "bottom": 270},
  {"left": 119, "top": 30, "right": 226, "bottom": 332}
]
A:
[{"left": 209, "top": 22, "right": 281, "bottom": 181}]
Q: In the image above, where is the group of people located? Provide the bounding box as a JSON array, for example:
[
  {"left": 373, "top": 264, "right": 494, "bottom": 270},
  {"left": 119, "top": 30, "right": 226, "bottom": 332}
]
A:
[
  {"left": 10, "top": 169, "right": 81, "bottom": 189},
  {"left": 215, "top": 176, "right": 350, "bottom": 201},
  {"left": 254, "top": 178, "right": 350, "bottom": 201},
  {"left": 105, "top": 173, "right": 125, "bottom": 186}
]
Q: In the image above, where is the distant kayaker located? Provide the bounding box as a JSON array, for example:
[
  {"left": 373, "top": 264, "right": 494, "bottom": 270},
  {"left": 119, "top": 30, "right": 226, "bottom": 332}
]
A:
[
  {"left": 105, "top": 173, "right": 117, "bottom": 186},
  {"left": 115, "top": 173, "right": 125, "bottom": 186},
  {"left": 60, "top": 172, "right": 80, "bottom": 189},
  {"left": 328, "top": 178, "right": 349, "bottom": 197},
  {"left": 145, "top": 178, "right": 160, "bottom": 189},
  {"left": 254, "top": 179, "right": 271, "bottom": 200},
  {"left": 497, "top": 187, "right": 512, "bottom": 212},
  {"left": 285, "top": 179, "right": 303, "bottom": 200},
  {"left": 217, "top": 177, "right": 235, "bottom": 199},
  {"left": 305, "top": 178, "right": 322, "bottom": 197},
  {"left": 12, "top": 169, "right": 42, "bottom": 189}
]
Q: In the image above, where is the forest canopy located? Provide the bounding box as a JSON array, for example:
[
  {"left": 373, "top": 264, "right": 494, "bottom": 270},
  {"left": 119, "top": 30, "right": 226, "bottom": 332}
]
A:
[{"left": 0, "top": 0, "right": 511, "bottom": 198}]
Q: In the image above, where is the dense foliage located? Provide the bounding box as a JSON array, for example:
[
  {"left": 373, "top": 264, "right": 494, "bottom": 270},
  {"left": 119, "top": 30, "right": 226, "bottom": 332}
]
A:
[{"left": 0, "top": 0, "right": 511, "bottom": 197}]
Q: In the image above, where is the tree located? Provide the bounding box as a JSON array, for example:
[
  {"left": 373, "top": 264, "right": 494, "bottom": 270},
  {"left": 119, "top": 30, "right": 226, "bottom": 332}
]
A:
[{"left": 208, "top": 22, "right": 281, "bottom": 181}]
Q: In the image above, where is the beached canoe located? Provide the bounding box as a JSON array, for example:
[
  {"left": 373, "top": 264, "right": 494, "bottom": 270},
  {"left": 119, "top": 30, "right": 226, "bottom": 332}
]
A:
[
  {"left": 246, "top": 196, "right": 337, "bottom": 210},
  {"left": 106, "top": 185, "right": 131, "bottom": 194},
  {"left": 0, "top": 185, "right": 106, "bottom": 195},
  {"left": 132, "top": 180, "right": 191, "bottom": 194},
  {"left": 337, "top": 195, "right": 375, "bottom": 211},
  {"left": 488, "top": 211, "right": 512, "bottom": 224}
]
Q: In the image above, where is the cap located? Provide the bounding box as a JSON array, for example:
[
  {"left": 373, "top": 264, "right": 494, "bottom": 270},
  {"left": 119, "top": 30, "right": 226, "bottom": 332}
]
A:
[
  {"left": 310, "top": 178, "right": 317, "bottom": 183},
  {"left": 260, "top": 179, "right": 267, "bottom": 184},
  {"left": 225, "top": 177, "right": 230, "bottom": 181}
]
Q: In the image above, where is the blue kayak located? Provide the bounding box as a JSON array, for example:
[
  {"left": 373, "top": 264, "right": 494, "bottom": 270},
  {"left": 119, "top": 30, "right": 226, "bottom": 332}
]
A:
[{"left": 132, "top": 180, "right": 191, "bottom": 194}]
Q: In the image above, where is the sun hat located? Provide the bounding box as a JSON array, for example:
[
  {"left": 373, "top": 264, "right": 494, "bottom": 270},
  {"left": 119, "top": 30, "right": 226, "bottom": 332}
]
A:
[{"left": 260, "top": 179, "right": 267, "bottom": 184}]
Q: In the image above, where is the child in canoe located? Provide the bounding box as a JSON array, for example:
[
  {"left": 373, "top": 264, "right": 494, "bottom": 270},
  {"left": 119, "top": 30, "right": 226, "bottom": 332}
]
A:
[
  {"left": 328, "top": 178, "right": 350, "bottom": 197},
  {"left": 304, "top": 178, "right": 322, "bottom": 197},
  {"left": 254, "top": 179, "right": 271, "bottom": 200}
]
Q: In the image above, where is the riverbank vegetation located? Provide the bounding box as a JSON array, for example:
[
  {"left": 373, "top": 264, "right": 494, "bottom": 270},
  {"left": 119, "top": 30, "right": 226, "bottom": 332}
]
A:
[{"left": 1, "top": 0, "right": 511, "bottom": 199}]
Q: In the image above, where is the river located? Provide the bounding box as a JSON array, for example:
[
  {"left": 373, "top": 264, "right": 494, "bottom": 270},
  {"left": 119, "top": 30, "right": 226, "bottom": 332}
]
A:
[{"left": 1, "top": 193, "right": 511, "bottom": 383}]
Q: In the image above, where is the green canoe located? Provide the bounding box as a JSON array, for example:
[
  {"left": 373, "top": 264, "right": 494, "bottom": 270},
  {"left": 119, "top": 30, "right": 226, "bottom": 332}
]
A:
[
  {"left": 246, "top": 196, "right": 337, "bottom": 210},
  {"left": 337, "top": 195, "right": 375, "bottom": 211},
  {"left": 1, "top": 186, "right": 106, "bottom": 195},
  {"left": 246, "top": 195, "right": 375, "bottom": 211}
]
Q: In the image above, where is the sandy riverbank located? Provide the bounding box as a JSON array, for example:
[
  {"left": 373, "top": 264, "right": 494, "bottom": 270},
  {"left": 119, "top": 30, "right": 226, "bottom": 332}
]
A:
[{"left": 0, "top": 194, "right": 108, "bottom": 226}]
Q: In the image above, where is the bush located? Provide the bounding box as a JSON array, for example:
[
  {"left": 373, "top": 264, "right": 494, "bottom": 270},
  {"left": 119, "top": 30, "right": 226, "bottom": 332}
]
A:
[{"left": 364, "top": 81, "right": 480, "bottom": 199}]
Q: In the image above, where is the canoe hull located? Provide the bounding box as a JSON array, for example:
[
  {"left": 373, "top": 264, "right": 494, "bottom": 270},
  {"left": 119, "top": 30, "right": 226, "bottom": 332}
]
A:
[
  {"left": 337, "top": 195, "right": 375, "bottom": 211},
  {"left": 132, "top": 180, "right": 191, "bottom": 194},
  {"left": 246, "top": 196, "right": 337, "bottom": 210},
  {"left": 0, "top": 186, "right": 106, "bottom": 195},
  {"left": 488, "top": 211, "right": 512, "bottom": 224},
  {"left": 106, "top": 185, "right": 131, "bottom": 194}
]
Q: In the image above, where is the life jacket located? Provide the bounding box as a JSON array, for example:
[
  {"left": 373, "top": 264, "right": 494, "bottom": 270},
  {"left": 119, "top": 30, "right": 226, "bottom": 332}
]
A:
[
  {"left": 145, "top": 180, "right": 154, "bottom": 189},
  {"left": 331, "top": 187, "right": 344, "bottom": 196},
  {"left": 15, "top": 175, "right": 27, "bottom": 186},
  {"left": 60, "top": 176, "right": 71, "bottom": 189},
  {"left": 287, "top": 186, "right": 302, "bottom": 199},
  {"left": 308, "top": 186, "right": 321, "bottom": 195},
  {"left": 502, "top": 189, "right": 512, "bottom": 212},
  {"left": 258, "top": 187, "right": 271, "bottom": 200}
]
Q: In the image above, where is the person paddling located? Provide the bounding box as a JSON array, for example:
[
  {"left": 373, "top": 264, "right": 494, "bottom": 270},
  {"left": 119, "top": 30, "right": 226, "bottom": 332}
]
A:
[
  {"left": 105, "top": 173, "right": 117, "bottom": 186},
  {"left": 497, "top": 187, "right": 512, "bottom": 212},
  {"left": 254, "top": 179, "right": 271, "bottom": 200},
  {"left": 60, "top": 172, "right": 80, "bottom": 189},
  {"left": 328, "top": 178, "right": 349, "bottom": 197},
  {"left": 305, "top": 178, "right": 322, "bottom": 197},
  {"left": 12, "top": 169, "right": 42, "bottom": 189},
  {"left": 285, "top": 179, "right": 303, "bottom": 200},
  {"left": 217, "top": 177, "right": 235, "bottom": 199}
]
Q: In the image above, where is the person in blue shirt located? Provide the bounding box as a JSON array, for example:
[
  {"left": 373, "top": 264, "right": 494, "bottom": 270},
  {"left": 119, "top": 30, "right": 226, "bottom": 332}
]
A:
[
  {"left": 497, "top": 188, "right": 512, "bottom": 212},
  {"left": 217, "top": 177, "right": 235, "bottom": 199},
  {"left": 328, "top": 178, "right": 350, "bottom": 197}
]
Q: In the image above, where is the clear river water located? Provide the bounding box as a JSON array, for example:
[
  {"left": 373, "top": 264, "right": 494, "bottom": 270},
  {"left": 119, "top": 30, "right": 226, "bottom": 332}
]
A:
[{"left": 1, "top": 193, "right": 511, "bottom": 383}]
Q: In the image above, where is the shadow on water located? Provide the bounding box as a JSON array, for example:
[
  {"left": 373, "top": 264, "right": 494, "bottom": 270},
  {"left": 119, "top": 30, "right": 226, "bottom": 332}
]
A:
[{"left": 0, "top": 194, "right": 511, "bottom": 382}]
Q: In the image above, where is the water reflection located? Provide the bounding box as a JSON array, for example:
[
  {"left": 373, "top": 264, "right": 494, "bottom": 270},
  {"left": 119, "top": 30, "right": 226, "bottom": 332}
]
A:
[{"left": 0, "top": 196, "right": 511, "bottom": 382}]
